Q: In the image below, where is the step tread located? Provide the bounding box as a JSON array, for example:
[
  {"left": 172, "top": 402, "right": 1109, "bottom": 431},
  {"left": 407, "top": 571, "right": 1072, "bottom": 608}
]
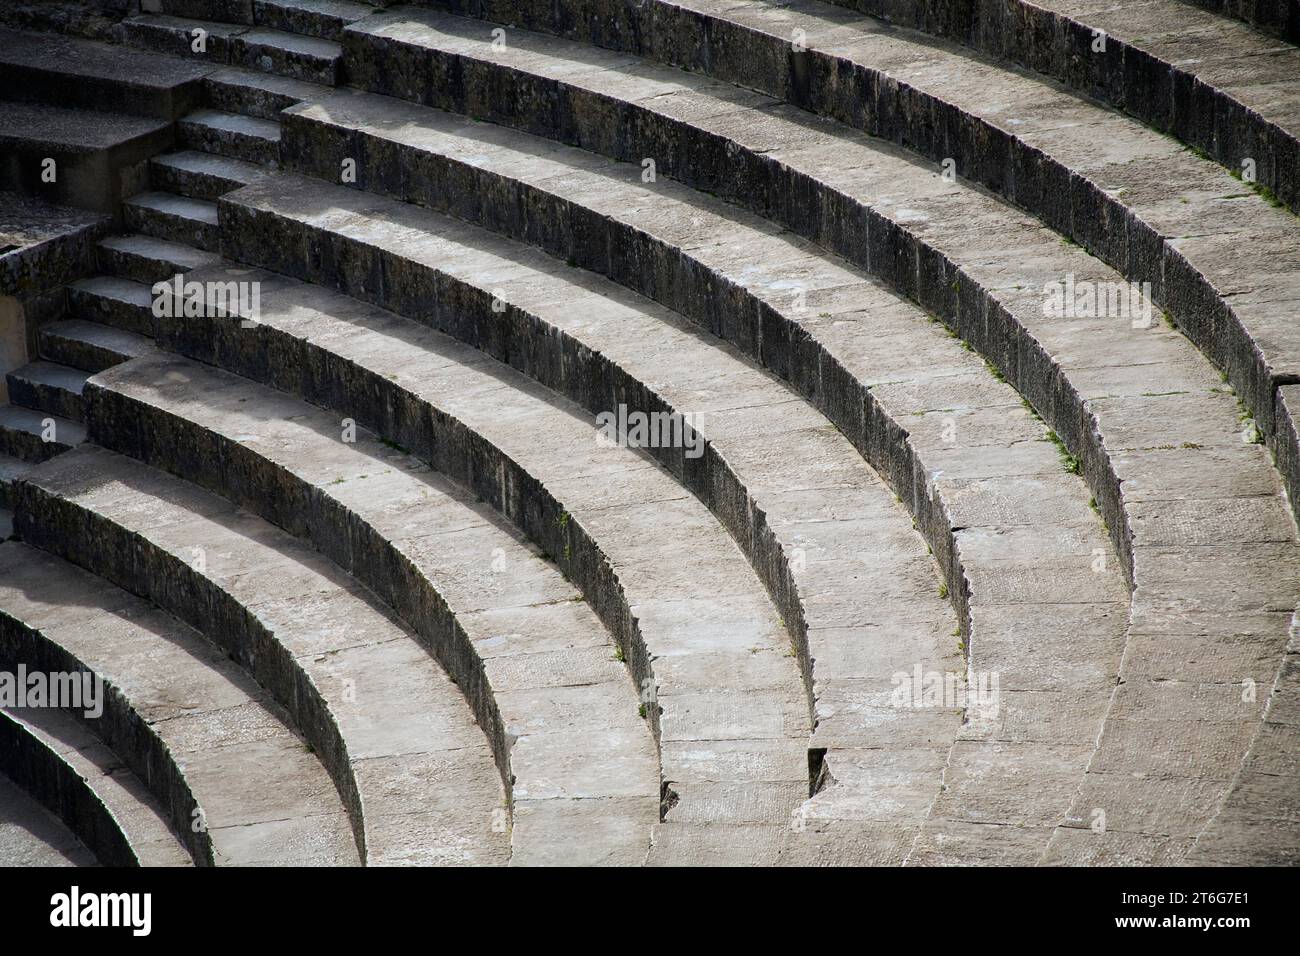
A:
[
  {"left": 204, "top": 64, "right": 326, "bottom": 104},
  {"left": 40, "top": 319, "right": 154, "bottom": 361},
  {"left": 238, "top": 25, "right": 342, "bottom": 58},
  {"left": 0, "top": 100, "right": 169, "bottom": 149},
  {"left": 0, "top": 403, "right": 85, "bottom": 442},
  {"left": 8, "top": 361, "right": 90, "bottom": 396},
  {"left": 3, "top": 707, "right": 192, "bottom": 867},
  {"left": 180, "top": 107, "right": 282, "bottom": 141},
  {"left": 99, "top": 233, "right": 224, "bottom": 272},
  {"left": 0, "top": 771, "right": 94, "bottom": 865},
  {"left": 125, "top": 12, "right": 250, "bottom": 39},
  {"left": 97, "top": 348, "right": 661, "bottom": 865},
  {"left": 123, "top": 191, "right": 220, "bottom": 226},
  {"left": 152, "top": 148, "right": 268, "bottom": 185},
  {"left": 0, "top": 540, "right": 356, "bottom": 866},
  {"left": 22, "top": 444, "right": 510, "bottom": 867},
  {"left": 70, "top": 274, "right": 153, "bottom": 308}
]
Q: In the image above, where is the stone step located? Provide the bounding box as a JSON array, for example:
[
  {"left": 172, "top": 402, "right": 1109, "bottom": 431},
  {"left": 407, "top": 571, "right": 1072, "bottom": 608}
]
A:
[
  {"left": 0, "top": 771, "right": 95, "bottom": 865},
  {"left": 124, "top": 13, "right": 248, "bottom": 66},
  {"left": 0, "top": 100, "right": 173, "bottom": 218},
  {"left": 88, "top": 349, "right": 661, "bottom": 865},
  {"left": 97, "top": 233, "right": 223, "bottom": 285},
  {"left": 0, "top": 453, "right": 36, "bottom": 510},
  {"left": 14, "top": 445, "right": 510, "bottom": 866},
  {"left": 1, "top": 707, "right": 192, "bottom": 867},
  {"left": 0, "top": 25, "right": 209, "bottom": 121},
  {"left": 126, "top": 14, "right": 341, "bottom": 84},
  {"left": 809, "top": 0, "right": 1300, "bottom": 211},
  {"left": 271, "top": 56, "right": 1300, "bottom": 860},
  {"left": 68, "top": 275, "right": 154, "bottom": 336},
  {"left": 204, "top": 65, "right": 324, "bottom": 120},
  {"left": 254, "top": 0, "right": 374, "bottom": 41},
  {"left": 123, "top": 190, "right": 221, "bottom": 252},
  {"left": 150, "top": 149, "right": 267, "bottom": 201},
  {"left": 1182, "top": 0, "right": 1300, "bottom": 40},
  {"left": 5, "top": 361, "right": 89, "bottom": 424},
  {"left": 220, "top": 155, "right": 1128, "bottom": 860},
  {"left": 0, "top": 539, "right": 357, "bottom": 866},
  {"left": 145, "top": 1, "right": 255, "bottom": 25},
  {"left": 179, "top": 108, "right": 281, "bottom": 167},
  {"left": 0, "top": 404, "right": 84, "bottom": 462},
  {"left": 38, "top": 320, "right": 154, "bottom": 375},
  {"left": 233, "top": 26, "right": 342, "bottom": 85},
  {"left": 175, "top": 243, "right": 874, "bottom": 862},
  {"left": 401, "top": 4, "right": 1300, "bottom": 521}
]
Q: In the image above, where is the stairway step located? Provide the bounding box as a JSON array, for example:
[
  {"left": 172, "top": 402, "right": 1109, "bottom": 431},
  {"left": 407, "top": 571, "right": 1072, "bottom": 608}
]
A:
[
  {"left": 254, "top": 0, "right": 373, "bottom": 41},
  {"left": 0, "top": 541, "right": 357, "bottom": 866},
  {"left": 16, "top": 445, "right": 511, "bottom": 866},
  {"left": 98, "top": 233, "right": 223, "bottom": 284},
  {"left": 232, "top": 26, "right": 341, "bottom": 85},
  {"left": 143, "top": 0, "right": 254, "bottom": 25},
  {"left": 123, "top": 14, "right": 248, "bottom": 65},
  {"left": 150, "top": 148, "right": 267, "bottom": 200},
  {"left": 1, "top": 708, "right": 192, "bottom": 867},
  {"left": 68, "top": 276, "right": 154, "bottom": 336},
  {"left": 0, "top": 405, "right": 84, "bottom": 462},
  {"left": 0, "top": 25, "right": 208, "bottom": 121},
  {"left": 0, "top": 453, "right": 36, "bottom": 509},
  {"left": 90, "top": 349, "right": 662, "bottom": 865},
  {"left": 5, "top": 361, "right": 89, "bottom": 423},
  {"left": 0, "top": 772, "right": 95, "bottom": 865},
  {"left": 204, "top": 65, "right": 323, "bottom": 120},
  {"left": 39, "top": 320, "right": 154, "bottom": 374},
  {"left": 123, "top": 191, "right": 220, "bottom": 252},
  {"left": 179, "top": 107, "right": 280, "bottom": 165},
  {"left": 154, "top": 250, "right": 817, "bottom": 861}
]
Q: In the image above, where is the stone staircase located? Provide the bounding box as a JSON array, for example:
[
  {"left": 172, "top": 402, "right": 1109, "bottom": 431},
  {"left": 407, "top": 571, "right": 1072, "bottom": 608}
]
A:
[{"left": 0, "top": 0, "right": 1295, "bottom": 866}]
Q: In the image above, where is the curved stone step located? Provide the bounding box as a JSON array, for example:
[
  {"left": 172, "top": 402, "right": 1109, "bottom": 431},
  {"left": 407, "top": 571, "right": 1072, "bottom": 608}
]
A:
[
  {"left": 267, "top": 93, "right": 1133, "bottom": 859},
  {"left": 86, "top": 349, "right": 661, "bottom": 866},
  {"left": 13, "top": 446, "right": 507, "bottom": 866},
  {"left": 98, "top": 233, "right": 223, "bottom": 285},
  {"left": 270, "top": 57, "right": 1300, "bottom": 856},
  {"left": 1, "top": 707, "right": 191, "bottom": 867},
  {"left": 132, "top": 254, "right": 815, "bottom": 863},
  {"left": 0, "top": 403, "right": 84, "bottom": 462},
  {"left": 0, "top": 771, "right": 96, "bottom": 866},
  {"left": 0, "top": 539, "right": 355, "bottom": 866},
  {"left": 808, "top": 0, "right": 1300, "bottom": 207},
  {"left": 178, "top": 108, "right": 281, "bottom": 166},
  {"left": 38, "top": 319, "right": 154, "bottom": 374},
  {"left": 6, "top": 361, "right": 88, "bottom": 423},
  {"left": 150, "top": 149, "right": 268, "bottom": 201},
  {"left": 396, "top": 5, "right": 1300, "bottom": 523}
]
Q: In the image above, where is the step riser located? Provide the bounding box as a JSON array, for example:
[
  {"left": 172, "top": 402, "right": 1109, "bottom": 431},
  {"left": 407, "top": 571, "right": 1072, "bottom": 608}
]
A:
[
  {"left": 145, "top": 0, "right": 255, "bottom": 24},
  {"left": 125, "top": 19, "right": 241, "bottom": 65},
  {"left": 0, "top": 629, "right": 208, "bottom": 866},
  {"left": 123, "top": 202, "right": 221, "bottom": 253},
  {"left": 179, "top": 119, "right": 280, "bottom": 166},
  {"left": 0, "top": 424, "right": 75, "bottom": 462},
  {"left": 253, "top": 1, "right": 353, "bottom": 41},
  {"left": 6, "top": 376, "right": 85, "bottom": 424},
  {"left": 12, "top": 471, "right": 366, "bottom": 858},
  {"left": 85, "top": 376, "right": 512, "bottom": 798}
]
